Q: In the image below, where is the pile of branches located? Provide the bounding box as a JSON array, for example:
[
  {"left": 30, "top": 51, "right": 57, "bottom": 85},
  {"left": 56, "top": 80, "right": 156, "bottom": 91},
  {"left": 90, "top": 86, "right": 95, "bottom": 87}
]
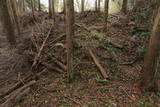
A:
[
  {"left": 0, "top": 18, "right": 67, "bottom": 107},
  {"left": 26, "top": 20, "right": 67, "bottom": 73}
]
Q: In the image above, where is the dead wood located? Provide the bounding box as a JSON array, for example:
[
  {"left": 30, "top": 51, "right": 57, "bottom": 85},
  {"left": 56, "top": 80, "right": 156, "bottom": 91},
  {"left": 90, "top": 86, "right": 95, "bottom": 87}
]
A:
[
  {"left": 40, "top": 62, "right": 63, "bottom": 73},
  {"left": 89, "top": 49, "right": 109, "bottom": 79},
  {"left": 31, "top": 24, "right": 53, "bottom": 70},
  {"left": 1, "top": 80, "right": 36, "bottom": 107}
]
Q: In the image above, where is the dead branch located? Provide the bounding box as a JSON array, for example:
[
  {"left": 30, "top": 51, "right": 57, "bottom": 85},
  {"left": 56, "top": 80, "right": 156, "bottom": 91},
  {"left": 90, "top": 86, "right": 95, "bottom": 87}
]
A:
[
  {"left": 31, "top": 24, "right": 53, "bottom": 70},
  {"left": 1, "top": 80, "right": 36, "bottom": 107},
  {"left": 40, "top": 62, "right": 63, "bottom": 73},
  {"left": 89, "top": 49, "right": 109, "bottom": 79}
]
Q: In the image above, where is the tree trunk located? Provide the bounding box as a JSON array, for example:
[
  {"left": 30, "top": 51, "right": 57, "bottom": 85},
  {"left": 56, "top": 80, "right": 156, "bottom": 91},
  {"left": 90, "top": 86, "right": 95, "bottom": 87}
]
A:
[
  {"left": 31, "top": 0, "right": 36, "bottom": 20},
  {"left": 49, "top": 0, "right": 52, "bottom": 18},
  {"left": 121, "top": 0, "right": 128, "bottom": 14},
  {"left": 10, "top": 0, "right": 21, "bottom": 36},
  {"left": 95, "top": 0, "right": 97, "bottom": 11},
  {"left": 98, "top": 0, "right": 100, "bottom": 12},
  {"left": 52, "top": 0, "right": 55, "bottom": 21},
  {"left": 66, "top": 0, "right": 74, "bottom": 82},
  {"left": 104, "top": 0, "right": 109, "bottom": 29},
  {"left": 63, "top": 0, "right": 66, "bottom": 13},
  {"left": 140, "top": 8, "right": 160, "bottom": 92},
  {"left": 33, "top": 0, "right": 36, "bottom": 11},
  {"left": 81, "top": 0, "right": 84, "bottom": 13},
  {"left": 0, "top": 0, "right": 16, "bottom": 45},
  {"left": 38, "top": 0, "right": 41, "bottom": 11}
]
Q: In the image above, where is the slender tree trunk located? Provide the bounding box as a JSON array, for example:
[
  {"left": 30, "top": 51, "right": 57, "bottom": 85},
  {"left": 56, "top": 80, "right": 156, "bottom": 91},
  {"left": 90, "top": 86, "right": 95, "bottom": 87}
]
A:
[
  {"left": 104, "top": 0, "right": 109, "bottom": 29},
  {"left": 38, "top": 0, "right": 41, "bottom": 11},
  {"left": 0, "top": 0, "right": 16, "bottom": 45},
  {"left": 121, "top": 0, "right": 128, "bottom": 13},
  {"left": 31, "top": 0, "right": 36, "bottom": 20},
  {"left": 95, "top": 0, "right": 97, "bottom": 11},
  {"left": 63, "top": 0, "right": 66, "bottom": 13},
  {"left": 81, "top": 0, "right": 85, "bottom": 13},
  {"left": 66, "top": 0, "right": 74, "bottom": 82},
  {"left": 52, "top": 0, "right": 55, "bottom": 21},
  {"left": 140, "top": 8, "right": 160, "bottom": 92},
  {"left": 33, "top": 0, "right": 36, "bottom": 11},
  {"left": 98, "top": 0, "right": 100, "bottom": 11},
  {"left": 18, "top": 0, "right": 25, "bottom": 16},
  {"left": 10, "top": 0, "right": 21, "bottom": 36},
  {"left": 49, "top": 0, "right": 52, "bottom": 18}
]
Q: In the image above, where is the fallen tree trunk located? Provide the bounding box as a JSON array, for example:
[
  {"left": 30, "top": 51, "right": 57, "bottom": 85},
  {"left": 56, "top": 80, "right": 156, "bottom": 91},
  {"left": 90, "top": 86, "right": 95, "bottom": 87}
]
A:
[{"left": 89, "top": 49, "right": 109, "bottom": 79}]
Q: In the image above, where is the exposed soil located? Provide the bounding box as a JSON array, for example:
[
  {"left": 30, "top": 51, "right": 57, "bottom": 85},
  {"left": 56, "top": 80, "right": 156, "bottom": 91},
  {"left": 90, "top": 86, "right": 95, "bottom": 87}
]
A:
[{"left": 0, "top": 11, "right": 160, "bottom": 107}]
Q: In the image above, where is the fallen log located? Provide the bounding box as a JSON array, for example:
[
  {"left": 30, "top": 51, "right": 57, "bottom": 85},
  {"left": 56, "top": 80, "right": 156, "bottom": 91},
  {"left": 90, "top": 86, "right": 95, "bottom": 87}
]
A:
[
  {"left": 1, "top": 80, "right": 36, "bottom": 107},
  {"left": 89, "top": 49, "right": 109, "bottom": 79}
]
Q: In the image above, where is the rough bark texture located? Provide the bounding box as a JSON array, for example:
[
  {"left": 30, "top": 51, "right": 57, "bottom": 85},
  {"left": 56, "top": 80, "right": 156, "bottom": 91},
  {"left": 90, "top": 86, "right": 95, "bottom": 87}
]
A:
[
  {"left": 104, "top": 0, "right": 109, "bottom": 29},
  {"left": 10, "top": 0, "right": 21, "bottom": 36},
  {"left": 0, "top": 0, "right": 16, "bottom": 45},
  {"left": 140, "top": 8, "right": 160, "bottom": 92},
  {"left": 66, "top": 0, "right": 74, "bottom": 82},
  {"left": 81, "top": 0, "right": 84, "bottom": 13},
  {"left": 121, "top": 0, "right": 128, "bottom": 14}
]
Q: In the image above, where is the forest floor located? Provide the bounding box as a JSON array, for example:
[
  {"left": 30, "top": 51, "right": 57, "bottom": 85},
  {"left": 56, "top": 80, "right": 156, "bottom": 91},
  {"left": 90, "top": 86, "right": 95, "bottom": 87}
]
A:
[{"left": 0, "top": 11, "right": 160, "bottom": 107}]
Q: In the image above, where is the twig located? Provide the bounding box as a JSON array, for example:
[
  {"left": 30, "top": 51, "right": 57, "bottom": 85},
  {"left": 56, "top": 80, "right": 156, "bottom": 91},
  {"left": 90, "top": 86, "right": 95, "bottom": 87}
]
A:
[{"left": 89, "top": 49, "right": 109, "bottom": 79}]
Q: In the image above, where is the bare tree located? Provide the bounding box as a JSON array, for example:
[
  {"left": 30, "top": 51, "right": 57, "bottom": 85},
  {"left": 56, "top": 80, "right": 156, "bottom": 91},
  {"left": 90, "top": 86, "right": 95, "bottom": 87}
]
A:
[
  {"left": 0, "top": 0, "right": 16, "bottom": 45},
  {"left": 66, "top": 0, "right": 74, "bottom": 82},
  {"left": 140, "top": 8, "right": 160, "bottom": 92}
]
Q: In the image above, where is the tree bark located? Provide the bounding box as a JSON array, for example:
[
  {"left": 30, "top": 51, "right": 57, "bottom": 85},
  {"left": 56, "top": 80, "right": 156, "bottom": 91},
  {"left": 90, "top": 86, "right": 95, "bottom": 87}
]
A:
[
  {"left": 121, "top": 0, "right": 128, "bottom": 14},
  {"left": 10, "top": 0, "right": 21, "bottom": 36},
  {"left": 140, "top": 8, "right": 160, "bottom": 92},
  {"left": 66, "top": 0, "right": 74, "bottom": 82},
  {"left": 81, "top": 0, "right": 85, "bottom": 13},
  {"left": 104, "top": 0, "right": 109, "bottom": 29},
  {"left": 0, "top": 0, "right": 16, "bottom": 45}
]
